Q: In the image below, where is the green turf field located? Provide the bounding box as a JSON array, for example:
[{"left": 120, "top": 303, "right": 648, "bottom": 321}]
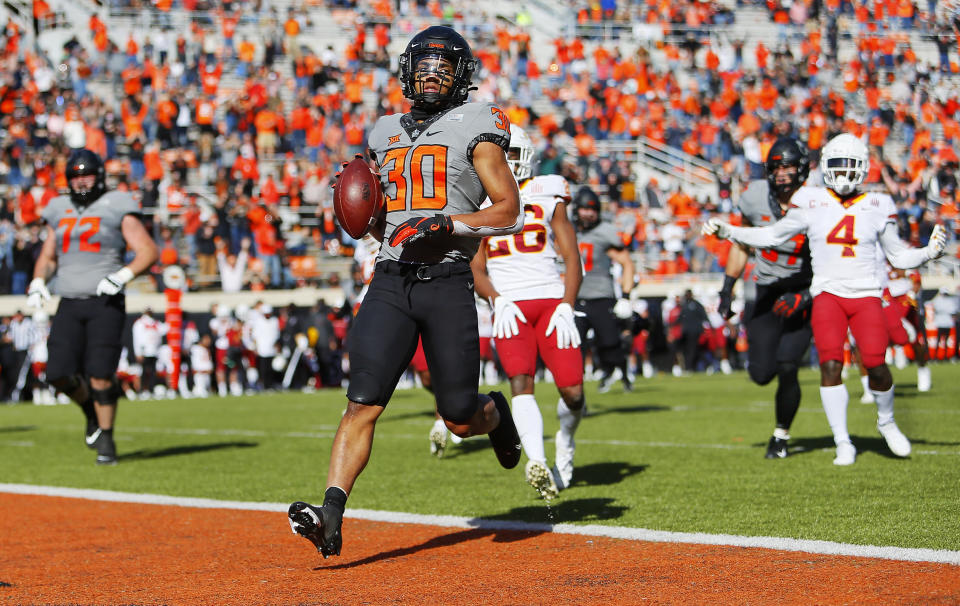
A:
[{"left": 2, "top": 364, "right": 958, "bottom": 550}]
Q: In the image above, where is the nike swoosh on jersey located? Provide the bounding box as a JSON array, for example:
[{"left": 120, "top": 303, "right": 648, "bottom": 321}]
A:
[{"left": 426, "top": 130, "right": 442, "bottom": 136}]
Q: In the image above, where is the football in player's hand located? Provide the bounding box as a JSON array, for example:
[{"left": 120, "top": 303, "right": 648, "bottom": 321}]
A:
[{"left": 333, "top": 157, "right": 383, "bottom": 239}]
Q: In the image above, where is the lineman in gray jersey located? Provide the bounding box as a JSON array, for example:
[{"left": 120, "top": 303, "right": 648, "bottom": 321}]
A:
[
  {"left": 288, "top": 25, "right": 524, "bottom": 560},
  {"left": 27, "top": 149, "right": 158, "bottom": 465},
  {"left": 718, "top": 137, "right": 813, "bottom": 459},
  {"left": 573, "top": 187, "right": 636, "bottom": 393}
]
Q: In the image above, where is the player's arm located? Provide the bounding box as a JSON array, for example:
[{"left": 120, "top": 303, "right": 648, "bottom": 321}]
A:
[
  {"left": 607, "top": 247, "right": 634, "bottom": 295},
  {"left": 550, "top": 201, "right": 582, "bottom": 306},
  {"left": 706, "top": 208, "right": 805, "bottom": 248},
  {"left": 121, "top": 214, "right": 160, "bottom": 276},
  {"left": 879, "top": 221, "right": 947, "bottom": 268},
  {"left": 454, "top": 141, "right": 523, "bottom": 236},
  {"left": 718, "top": 215, "right": 751, "bottom": 319},
  {"left": 469, "top": 241, "right": 498, "bottom": 301},
  {"left": 27, "top": 224, "right": 57, "bottom": 309},
  {"left": 32, "top": 225, "right": 57, "bottom": 282}
]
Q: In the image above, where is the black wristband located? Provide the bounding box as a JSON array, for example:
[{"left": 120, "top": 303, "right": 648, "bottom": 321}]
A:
[{"left": 720, "top": 275, "right": 737, "bottom": 295}]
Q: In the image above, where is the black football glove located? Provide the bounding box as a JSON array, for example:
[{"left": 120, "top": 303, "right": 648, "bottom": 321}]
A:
[
  {"left": 773, "top": 289, "right": 812, "bottom": 319},
  {"left": 389, "top": 214, "right": 454, "bottom": 248},
  {"left": 718, "top": 275, "right": 736, "bottom": 320}
]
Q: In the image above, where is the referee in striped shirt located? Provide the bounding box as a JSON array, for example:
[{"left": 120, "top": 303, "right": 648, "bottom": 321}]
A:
[{"left": 6, "top": 310, "right": 39, "bottom": 401}]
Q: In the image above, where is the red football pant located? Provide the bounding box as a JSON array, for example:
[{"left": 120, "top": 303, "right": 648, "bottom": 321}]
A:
[
  {"left": 811, "top": 292, "right": 888, "bottom": 368},
  {"left": 494, "top": 298, "right": 584, "bottom": 388},
  {"left": 882, "top": 293, "right": 918, "bottom": 347}
]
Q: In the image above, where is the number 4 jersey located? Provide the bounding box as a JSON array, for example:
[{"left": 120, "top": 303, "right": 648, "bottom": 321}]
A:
[
  {"left": 368, "top": 101, "right": 511, "bottom": 265},
  {"left": 727, "top": 186, "right": 931, "bottom": 299},
  {"left": 484, "top": 174, "right": 571, "bottom": 301},
  {"left": 736, "top": 179, "right": 811, "bottom": 290},
  {"left": 42, "top": 191, "right": 140, "bottom": 298}
]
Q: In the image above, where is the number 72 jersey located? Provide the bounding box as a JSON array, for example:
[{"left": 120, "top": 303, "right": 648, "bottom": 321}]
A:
[{"left": 41, "top": 191, "right": 140, "bottom": 298}]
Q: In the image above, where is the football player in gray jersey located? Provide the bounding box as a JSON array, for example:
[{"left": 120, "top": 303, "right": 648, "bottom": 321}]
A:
[
  {"left": 27, "top": 149, "right": 158, "bottom": 465},
  {"left": 573, "top": 188, "right": 636, "bottom": 393},
  {"left": 717, "top": 137, "right": 813, "bottom": 459},
  {"left": 289, "top": 26, "right": 524, "bottom": 560}
]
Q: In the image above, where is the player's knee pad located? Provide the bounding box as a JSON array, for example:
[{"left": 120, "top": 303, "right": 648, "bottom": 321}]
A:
[
  {"left": 49, "top": 374, "right": 88, "bottom": 401},
  {"left": 776, "top": 361, "right": 799, "bottom": 384},
  {"left": 435, "top": 388, "right": 477, "bottom": 426},
  {"left": 90, "top": 384, "right": 119, "bottom": 406},
  {"left": 345, "top": 370, "right": 385, "bottom": 406},
  {"left": 748, "top": 361, "right": 777, "bottom": 386}
]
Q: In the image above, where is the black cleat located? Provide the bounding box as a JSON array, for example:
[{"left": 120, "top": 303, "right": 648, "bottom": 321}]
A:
[
  {"left": 93, "top": 430, "right": 117, "bottom": 465},
  {"left": 288, "top": 501, "right": 342, "bottom": 558},
  {"left": 487, "top": 391, "right": 522, "bottom": 469},
  {"left": 765, "top": 436, "right": 788, "bottom": 459},
  {"left": 84, "top": 418, "right": 100, "bottom": 450}
]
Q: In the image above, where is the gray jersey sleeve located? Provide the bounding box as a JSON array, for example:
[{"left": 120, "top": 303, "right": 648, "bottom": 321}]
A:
[
  {"left": 577, "top": 222, "right": 623, "bottom": 300},
  {"left": 43, "top": 191, "right": 140, "bottom": 298},
  {"left": 736, "top": 180, "right": 812, "bottom": 288},
  {"left": 370, "top": 102, "right": 512, "bottom": 264}
]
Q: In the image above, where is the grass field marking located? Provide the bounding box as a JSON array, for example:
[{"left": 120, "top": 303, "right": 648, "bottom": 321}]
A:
[
  {"left": 2, "top": 483, "right": 958, "bottom": 566},
  {"left": 38, "top": 425, "right": 960, "bottom": 456}
]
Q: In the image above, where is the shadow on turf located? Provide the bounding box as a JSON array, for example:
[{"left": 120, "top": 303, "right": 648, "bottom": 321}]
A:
[
  {"left": 769, "top": 435, "right": 941, "bottom": 459},
  {"left": 318, "top": 498, "right": 627, "bottom": 570},
  {"left": 118, "top": 440, "right": 257, "bottom": 461},
  {"left": 0, "top": 425, "right": 36, "bottom": 433},
  {"left": 583, "top": 404, "right": 670, "bottom": 417}
]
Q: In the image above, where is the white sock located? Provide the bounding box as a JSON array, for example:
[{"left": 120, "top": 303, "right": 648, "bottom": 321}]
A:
[
  {"left": 859, "top": 374, "right": 870, "bottom": 396},
  {"left": 557, "top": 397, "right": 583, "bottom": 436},
  {"left": 873, "top": 385, "right": 896, "bottom": 425},
  {"left": 512, "top": 394, "right": 546, "bottom": 463},
  {"left": 773, "top": 427, "right": 790, "bottom": 440},
  {"left": 820, "top": 384, "right": 850, "bottom": 445}
]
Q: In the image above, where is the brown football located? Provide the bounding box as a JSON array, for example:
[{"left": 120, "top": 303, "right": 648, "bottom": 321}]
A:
[{"left": 333, "top": 157, "right": 383, "bottom": 239}]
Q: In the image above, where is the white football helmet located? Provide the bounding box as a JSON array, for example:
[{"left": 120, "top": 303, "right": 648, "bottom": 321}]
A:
[
  {"left": 820, "top": 133, "right": 869, "bottom": 196},
  {"left": 507, "top": 124, "right": 535, "bottom": 181}
]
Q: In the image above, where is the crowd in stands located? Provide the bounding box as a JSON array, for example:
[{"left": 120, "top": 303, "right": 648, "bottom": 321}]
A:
[{"left": 1, "top": 0, "right": 960, "bottom": 298}]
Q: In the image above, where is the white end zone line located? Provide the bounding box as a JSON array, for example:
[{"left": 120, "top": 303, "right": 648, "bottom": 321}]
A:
[{"left": 2, "top": 483, "right": 958, "bottom": 565}]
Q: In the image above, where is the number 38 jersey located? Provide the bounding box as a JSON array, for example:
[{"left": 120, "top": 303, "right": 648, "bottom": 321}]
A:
[
  {"left": 367, "top": 101, "right": 511, "bottom": 265},
  {"left": 41, "top": 191, "right": 140, "bottom": 299},
  {"left": 736, "top": 179, "right": 811, "bottom": 289},
  {"left": 484, "top": 174, "right": 570, "bottom": 301}
]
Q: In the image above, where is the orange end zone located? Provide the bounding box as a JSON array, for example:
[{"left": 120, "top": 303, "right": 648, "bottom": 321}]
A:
[{"left": 1, "top": 493, "right": 958, "bottom": 604}]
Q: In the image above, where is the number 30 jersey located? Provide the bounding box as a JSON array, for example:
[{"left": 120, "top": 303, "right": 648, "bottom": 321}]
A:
[
  {"left": 736, "top": 179, "right": 811, "bottom": 289},
  {"left": 368, "top": 101, "right": 511, "bottom": 265},
  {"left": 42, "top": 191, "right": 140, "bottom": 298},
  {"left": 484, "top": 174, "right": 570, "bottom": 301},
  {"left": 727, "top": 186, "right": 931, "bottom": 299}
]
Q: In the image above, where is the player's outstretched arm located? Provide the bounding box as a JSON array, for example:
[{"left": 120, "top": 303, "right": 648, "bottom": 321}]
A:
[
  {"left": 469, "top": 243, "right": 498, "bottom": 302},
  {"left": 723, "top": 210, "right": 805, "bottom": 249},
  {"left": 608, "top": 247, "right": 635, "bottom": 297},
  {"left": 550, "top": 201, "right": 583, "bottom": 306},
  {"left": 453, "top": 141, "right": 523, "bottom": 237},
  {"left": 880, "top": 222, "right": 947, "bottom": 268}
]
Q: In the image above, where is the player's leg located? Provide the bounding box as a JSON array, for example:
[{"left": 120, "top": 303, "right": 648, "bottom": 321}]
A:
[
  {"left": 909, "top": 306, "right": 931, "bottom": 391},
  {"left": 586, "top": 298, "right": 627, "bottom": 391},
  {"left": 417, "top": 271, "right": 520, "bottom": 469},
  {"left": 45, "top": 299, "right": 99, "bottom": 447},
  {"left": 849, "top": 297, "right": 911, "bottom": 457},
  {"left": 85, "top": 296, "right": 127, "bottom": 465},
  {"left": 810, "top": 293, "right": 856, "bottom": 465},
  {"left": 538, "top": 307, "right": 585, "bottom": 490}
]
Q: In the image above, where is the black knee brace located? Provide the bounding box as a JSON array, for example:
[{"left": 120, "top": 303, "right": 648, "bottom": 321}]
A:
[
  {"left": 90, "top": 384, "right": 119, "bottom": 406},
  {"left": 50, "top": 374, "right": 88, "bottom": 402}
]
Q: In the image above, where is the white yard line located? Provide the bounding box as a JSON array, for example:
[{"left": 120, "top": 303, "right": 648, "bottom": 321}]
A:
[{"left": 1, "top": 483, "right": 957, "bottom": 565}]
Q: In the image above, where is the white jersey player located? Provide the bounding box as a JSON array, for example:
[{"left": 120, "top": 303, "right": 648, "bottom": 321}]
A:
[
  {"left": 704, "top": 133, "right": 947, "bottom": 465},
  {"left": 471, "top": 124, "right": 585, "bottom": 499}
]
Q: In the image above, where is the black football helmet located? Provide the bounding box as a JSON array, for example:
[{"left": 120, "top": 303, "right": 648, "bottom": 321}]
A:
[
  {"left": 765, "top": 137, "right": 809, "bottom": 198},
  {"left": 574, "top": 187, "right": 602, "bottom": 230},
  {"left": 65, "top": 148, "right": 106, "bottom": 207},
  {"left": 398, "top": 26, "right": 477, "bottom": 111}
]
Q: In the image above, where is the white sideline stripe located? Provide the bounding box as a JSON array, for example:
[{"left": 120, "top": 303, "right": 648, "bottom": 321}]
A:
[{"left": 1, "top": 483, "right": 958, "bottom": 565}]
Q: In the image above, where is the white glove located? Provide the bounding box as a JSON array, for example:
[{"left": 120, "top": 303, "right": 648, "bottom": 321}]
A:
[
  {"left": 701, "top": 217, "right": 732, "bottom": 239},
  {"left": 925, "top": 224, "right": 948, "bottom": 260},
  {"left": 96, "top": 267, "right": 135, "bottom": 296},
  {"left": 613, "top": 298, "right": 633, "bottom": 320},
  {"left": 27, "top": 278, "right": 51, "bottom": 309},
  {"left": 492, "top": 296, "right": 527, "bottom": 339},
  {"left": 544, "top": 302, "right": 581, "bottom": 349}
]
